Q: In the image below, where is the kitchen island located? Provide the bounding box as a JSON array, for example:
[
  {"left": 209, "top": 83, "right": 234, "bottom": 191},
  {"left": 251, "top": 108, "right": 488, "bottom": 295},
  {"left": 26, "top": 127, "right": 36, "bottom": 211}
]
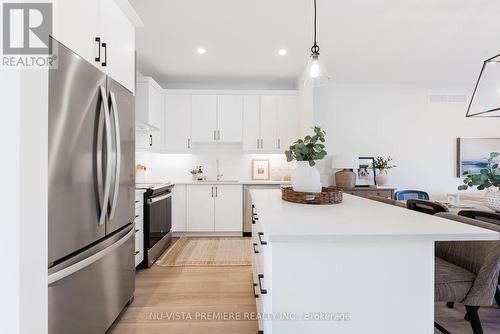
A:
[{"left": 249, "top": 189, "right": 499, "bottom": 334}]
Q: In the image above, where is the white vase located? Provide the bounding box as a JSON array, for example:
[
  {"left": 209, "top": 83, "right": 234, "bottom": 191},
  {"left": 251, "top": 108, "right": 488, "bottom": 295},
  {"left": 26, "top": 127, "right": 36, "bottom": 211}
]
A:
[
  {"left": 375, "top": 169, "right": 388, "bottom": 186},
  {"left": 292, "top": 161, "right": 322, "bottom": 192},
  {"left": 484, "top": 190, "right": 500, "bottom": 212}
]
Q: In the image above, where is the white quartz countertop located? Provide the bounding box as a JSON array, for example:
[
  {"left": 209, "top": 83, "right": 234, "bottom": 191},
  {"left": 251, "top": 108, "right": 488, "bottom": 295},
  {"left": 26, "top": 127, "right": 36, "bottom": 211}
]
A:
[
  {"left": 250, "top": 189, "right": 500, "bottom": 242},
  {"left": 172, "top": 180, "right": 291, "bottom": 185}
]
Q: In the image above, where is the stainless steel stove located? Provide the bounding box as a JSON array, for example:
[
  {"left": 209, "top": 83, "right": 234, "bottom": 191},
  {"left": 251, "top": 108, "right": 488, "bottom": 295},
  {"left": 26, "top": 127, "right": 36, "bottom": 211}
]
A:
[{"left": 135, "top": 182, "right": 173, "bottom": 267}]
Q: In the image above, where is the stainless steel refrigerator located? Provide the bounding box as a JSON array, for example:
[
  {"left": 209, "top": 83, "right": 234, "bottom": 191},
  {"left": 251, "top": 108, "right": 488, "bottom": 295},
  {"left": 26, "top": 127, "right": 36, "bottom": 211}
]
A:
[{"left": 48, "top": 38, "right": 135, "bottom": 334}]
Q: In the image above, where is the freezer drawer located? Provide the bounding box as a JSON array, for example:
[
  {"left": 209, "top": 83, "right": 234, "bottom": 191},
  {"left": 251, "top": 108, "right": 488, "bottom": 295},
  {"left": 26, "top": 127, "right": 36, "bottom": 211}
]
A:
[{"left": 48, "top": 227, "right": 135, "bottom": 334}]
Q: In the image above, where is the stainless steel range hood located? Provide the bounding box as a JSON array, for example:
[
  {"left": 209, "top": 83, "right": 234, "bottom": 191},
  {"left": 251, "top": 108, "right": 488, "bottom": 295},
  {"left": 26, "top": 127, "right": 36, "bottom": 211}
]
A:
[{"left": 135, "top": 120, "right": 159, "bottom": 132}]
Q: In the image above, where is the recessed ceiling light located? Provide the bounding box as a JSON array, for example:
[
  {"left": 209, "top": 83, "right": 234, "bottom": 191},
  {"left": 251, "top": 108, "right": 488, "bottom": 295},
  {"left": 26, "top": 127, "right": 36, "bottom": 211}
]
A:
[
  {"left": 196, "top": 47, "right": 206, "bottom": 55},
  {"left": 278, "top": 49, "right": 287, "bottom": 56}
]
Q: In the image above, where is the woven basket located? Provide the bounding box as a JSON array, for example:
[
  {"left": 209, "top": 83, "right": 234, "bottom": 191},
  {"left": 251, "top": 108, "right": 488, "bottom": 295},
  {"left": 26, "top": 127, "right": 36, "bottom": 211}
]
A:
[{"left": 282, "top": 186, "right": 343, "bottom": 205}]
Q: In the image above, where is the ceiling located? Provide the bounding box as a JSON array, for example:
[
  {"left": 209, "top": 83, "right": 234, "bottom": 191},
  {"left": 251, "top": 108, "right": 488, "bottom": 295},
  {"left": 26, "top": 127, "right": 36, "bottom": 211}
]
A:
[{"left": 130, "top": 0, "right": 500, "bottom": 88}]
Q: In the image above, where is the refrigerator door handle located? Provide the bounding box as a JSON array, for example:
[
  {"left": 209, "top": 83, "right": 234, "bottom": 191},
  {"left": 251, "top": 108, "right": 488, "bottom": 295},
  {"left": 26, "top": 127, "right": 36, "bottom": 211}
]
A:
[
  {"left": 48, "top": 228, "right": 134, "bottom": 285},
  {"left": 99, "top": 85, "right": 112, "bottom": 226},
  {"left": 108, "top": 91, "right": 121, "bottom": 220}
]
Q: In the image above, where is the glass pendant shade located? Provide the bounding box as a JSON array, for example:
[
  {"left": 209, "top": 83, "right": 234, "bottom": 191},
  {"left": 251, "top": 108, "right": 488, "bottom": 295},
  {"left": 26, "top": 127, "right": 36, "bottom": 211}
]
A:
[
  {"left": 303, "top": 53, "right": 329, "bottom": 87},
  {"left": 466, "top": 54, "right": 500, "bottom": 117}
]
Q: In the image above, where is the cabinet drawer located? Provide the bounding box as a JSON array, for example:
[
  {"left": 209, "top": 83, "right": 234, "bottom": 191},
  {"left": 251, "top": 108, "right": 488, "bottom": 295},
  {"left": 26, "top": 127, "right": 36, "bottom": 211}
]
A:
[
  {"left": 134, "top": 231, "right": 144, "bottom": 267},
  {"left": 372, "top": 190, "right": 393, "bottom": 198},
  {"left": 135, "top": 192, "right": 144, "bottom": 208},
  {"left": 134, "top": 208, "right": 144, "bottom": 223}
]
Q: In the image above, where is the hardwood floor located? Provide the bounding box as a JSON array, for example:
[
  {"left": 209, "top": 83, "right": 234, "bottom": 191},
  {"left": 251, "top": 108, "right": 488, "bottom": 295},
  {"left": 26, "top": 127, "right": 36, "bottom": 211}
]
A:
[
  {"left": 109, "top": 240, "right": 499, "bottom": 334},
  {"left": 109, "top": 265, "right": 258, "bottom": 334},
  {"left": 435, "top": 302, "right": 500, "bottom": 334}
]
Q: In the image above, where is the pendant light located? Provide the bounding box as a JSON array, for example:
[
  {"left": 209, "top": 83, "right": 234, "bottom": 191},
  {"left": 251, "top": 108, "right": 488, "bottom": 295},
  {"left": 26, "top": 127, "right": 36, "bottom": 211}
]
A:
[
  {"left": 303, "top": 0, "right": 329, "bottom": 87},
  {"left": 466, "top": 53, "right": 500, "bottom": 117}
]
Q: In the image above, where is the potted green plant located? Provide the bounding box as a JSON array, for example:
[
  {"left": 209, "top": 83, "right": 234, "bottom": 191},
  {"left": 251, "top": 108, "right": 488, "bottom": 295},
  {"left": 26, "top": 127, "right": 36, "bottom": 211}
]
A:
[
  {"left": 457, "top": 152, "right": 500, "bottom": 212},
  {"left": 373, "top": 156, "right": 396, "bottom": 186},
  {"left": 285, "top": 126, "right": 327, "bottom": 192}
]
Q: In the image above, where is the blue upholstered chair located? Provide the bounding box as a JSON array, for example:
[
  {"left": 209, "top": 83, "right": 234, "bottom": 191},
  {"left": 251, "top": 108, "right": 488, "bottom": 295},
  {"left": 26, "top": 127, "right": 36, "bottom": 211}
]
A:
[{"left": 394, "top": 190, "right": 430, "bottom": 201}]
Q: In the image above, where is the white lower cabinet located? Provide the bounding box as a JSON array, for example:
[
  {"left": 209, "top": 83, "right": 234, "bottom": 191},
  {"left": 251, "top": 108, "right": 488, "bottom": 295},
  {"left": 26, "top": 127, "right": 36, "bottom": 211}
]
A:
[
  {"left": 251, "top": 214, "right": 272, "bottom": 333},
  {"left": 134, "top": 191, "right": 144, "bottom": 267},
  {"left": 214, "top": 185, "right": 243, "bottom": 231},
  {"left": 186, "top": 184, "right": 242, "bottom": 233},
  {"left": 172, "top": 185, "right": 187, "bottom": 232}
]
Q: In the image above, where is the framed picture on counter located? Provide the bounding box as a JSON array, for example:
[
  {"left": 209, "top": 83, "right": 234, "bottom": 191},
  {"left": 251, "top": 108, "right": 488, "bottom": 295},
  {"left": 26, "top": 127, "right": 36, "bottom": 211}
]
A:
[
  {"left": 356, "top": 157, "right": 376, "bottom": 187},
  {"left": 252, "top": 159, "right": 270, "bottom": 180}
]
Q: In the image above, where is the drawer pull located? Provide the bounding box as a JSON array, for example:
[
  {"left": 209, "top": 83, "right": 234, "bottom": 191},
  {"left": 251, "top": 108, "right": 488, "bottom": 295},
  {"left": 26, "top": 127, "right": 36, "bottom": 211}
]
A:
[
  {"left": 253, "top": 283, "right": 259, "bottom": 298},
  {"left": 135, "top": 200, "right": 140, "bottom": 203},
  {"left": 134, "top": 251, "right": 140, "bottom": 255},
  {"left": 135, "top": 229, "right": 140, "bottom": 233},
  {"left": 258, "top": 274, "right": 267, "bottom": 294},
  {"left": 258, "top": 232, "right": 267, "bottom": 245},
  {"left": 135, "top": 214, "right": 140, "bottom": 218},
  {"left": 253, "top": 243, "right": 259, "bottom": 254},
  {"left": 252, "top": 219, "right": 256, "bottom": 225}
]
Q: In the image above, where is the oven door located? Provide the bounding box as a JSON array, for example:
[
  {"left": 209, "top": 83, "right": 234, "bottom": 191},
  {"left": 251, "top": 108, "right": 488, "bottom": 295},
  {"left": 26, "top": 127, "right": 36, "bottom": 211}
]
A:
[{"left": 146, "top": 191, "right": 172, "bottom": 249}]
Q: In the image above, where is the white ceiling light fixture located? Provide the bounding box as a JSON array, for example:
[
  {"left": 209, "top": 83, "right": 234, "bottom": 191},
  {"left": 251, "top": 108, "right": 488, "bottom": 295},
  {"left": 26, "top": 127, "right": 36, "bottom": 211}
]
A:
[
  {"left": 278, "top": 49, "right": 287, "bottom": 56},
  {"left": 196, "top": 47, "right": 206, "bottom": 55},
  {"left": 303, "top": 0, "right": 329, "bottom": 87}
]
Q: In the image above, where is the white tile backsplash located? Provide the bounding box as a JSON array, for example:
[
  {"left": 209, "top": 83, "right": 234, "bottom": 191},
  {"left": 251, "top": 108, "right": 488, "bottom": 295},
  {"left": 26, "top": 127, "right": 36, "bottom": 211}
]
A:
[{"left": 135, "top": 144, "right": 292, "bottom": 183}]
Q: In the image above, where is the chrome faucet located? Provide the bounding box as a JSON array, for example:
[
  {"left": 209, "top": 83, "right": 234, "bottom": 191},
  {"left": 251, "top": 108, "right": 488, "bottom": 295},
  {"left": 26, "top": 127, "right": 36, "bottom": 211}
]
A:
[{"left": 216, "top": 159, "right": 223, "bottom": 181}]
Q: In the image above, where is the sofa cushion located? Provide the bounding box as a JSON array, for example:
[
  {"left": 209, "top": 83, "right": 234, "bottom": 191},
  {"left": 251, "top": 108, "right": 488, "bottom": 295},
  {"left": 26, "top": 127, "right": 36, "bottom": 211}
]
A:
[{"left": 435, "top": 257, "right": 475, "bottom": 303}]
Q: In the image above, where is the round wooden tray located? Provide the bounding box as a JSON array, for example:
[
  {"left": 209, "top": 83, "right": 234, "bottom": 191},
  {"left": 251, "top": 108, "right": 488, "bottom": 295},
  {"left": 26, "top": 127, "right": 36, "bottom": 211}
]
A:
[{"left": 282, "top": 186, "right": 343, "bottom": 205}]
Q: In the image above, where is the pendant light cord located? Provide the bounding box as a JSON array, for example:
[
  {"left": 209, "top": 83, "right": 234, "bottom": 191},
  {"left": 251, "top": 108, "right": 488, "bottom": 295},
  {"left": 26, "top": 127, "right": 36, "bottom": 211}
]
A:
[{"left": 311, "top": 0, "right": 320, "bottom": 54}]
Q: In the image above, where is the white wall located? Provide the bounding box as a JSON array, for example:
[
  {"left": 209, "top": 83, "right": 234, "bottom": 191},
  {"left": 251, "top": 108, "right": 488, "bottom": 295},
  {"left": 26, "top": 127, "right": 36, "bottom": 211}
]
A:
[
  {"left": 136, "top": 145, "right": 291, "bottom": 183},
  {"left": 313, "top": 83, "right": 500, "bottom": 199},
  {"left": 1, "top": 71, "right": 20, "bottom": 334},
  {"left": 296, "top": 80, "right": 314, "bottom": 137},
  {"left": 0, "top": 71, "right": 48, "bottom": 334}
]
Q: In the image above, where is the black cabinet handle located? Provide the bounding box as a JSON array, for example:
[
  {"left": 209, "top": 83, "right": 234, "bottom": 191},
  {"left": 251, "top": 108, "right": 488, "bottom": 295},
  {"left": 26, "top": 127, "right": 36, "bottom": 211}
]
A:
[
  {"left": 258, "top": 274, "right": 267, "bottom": 294},
  {"left": 101, "top": 42, "right": 107, "bottom": 67},
  {"left": 134, "top": 251, "right": 140, "bottom": 255},
  {"left": 135, "top": 200, "right": 140, "bottom": 203},
  {"left": 215, "top": 186, "right": 218, "bottom": 197},
  {"left": 252, "top": 219, "right": 256, "bottom": 225},
  {"left": 253, "top": 283, "right": 259, "bottom": 298},
  {"left": 95, "top": 37, "right": 101, "bottom": 62},
  {"left": 258, "top": 232, "right": 267, "bottom": 245},
  {"left": 135, "top": 229, "right": 140, "bottom": 233},
  {"left": 253, "top": 243, "right": 259, "bottom": 254},
  {"left": 135, "top": 214, "right": 139, "bottom": 218},
  {"left": 149, "top": 134, "right": 153, "bottom": 147}
]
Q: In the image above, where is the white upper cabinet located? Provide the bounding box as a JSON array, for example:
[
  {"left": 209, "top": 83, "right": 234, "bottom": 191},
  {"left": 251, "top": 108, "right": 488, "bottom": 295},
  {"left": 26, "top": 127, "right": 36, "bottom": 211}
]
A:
[
  {"left": 243, "top": 96, "right": 261, "bottom": 150},
  {"left": 99, "top": 0, "right": 135, "bottom": 92},
  {"left": 136, "top": 77, "right": 163, "bottom": 151},
  {"left": 260, "top": 96, "right": 278, "bottom": 150},
  {"left": 164, "top": 95, "right": 192, "bottom": 151},
  {"left": 192, "top": 95, "right": 243, "bottom": 143},
  {"left": 217, "top": 95, "right": 243, "bottom": 142},
  {"left": 54, "top": 0, "right": 137, "bottom": 93},
  {"left": 192, "top": 95, "right": 217, "bottom": 142},
  {"left": 276, "top": 96, "right": 298, "bottom": 151},
  {"left": 242, "top": 95, "right": 298, "bottom": 152},
  {"left": 55, "top": 0, "right": 100, "bottom": 63}
]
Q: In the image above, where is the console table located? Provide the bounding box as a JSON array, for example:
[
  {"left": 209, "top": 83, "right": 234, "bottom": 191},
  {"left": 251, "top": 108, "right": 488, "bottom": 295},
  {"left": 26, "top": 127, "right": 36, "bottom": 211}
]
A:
[{"left": 339, "top": 186, "right": 396, "bottom": 199}]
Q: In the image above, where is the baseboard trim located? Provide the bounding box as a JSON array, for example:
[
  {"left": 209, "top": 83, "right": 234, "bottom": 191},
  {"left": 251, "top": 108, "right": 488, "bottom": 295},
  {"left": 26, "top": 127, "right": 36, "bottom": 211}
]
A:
[{"left": 172, "top": 231, "right": 243, "bottom": 237}]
